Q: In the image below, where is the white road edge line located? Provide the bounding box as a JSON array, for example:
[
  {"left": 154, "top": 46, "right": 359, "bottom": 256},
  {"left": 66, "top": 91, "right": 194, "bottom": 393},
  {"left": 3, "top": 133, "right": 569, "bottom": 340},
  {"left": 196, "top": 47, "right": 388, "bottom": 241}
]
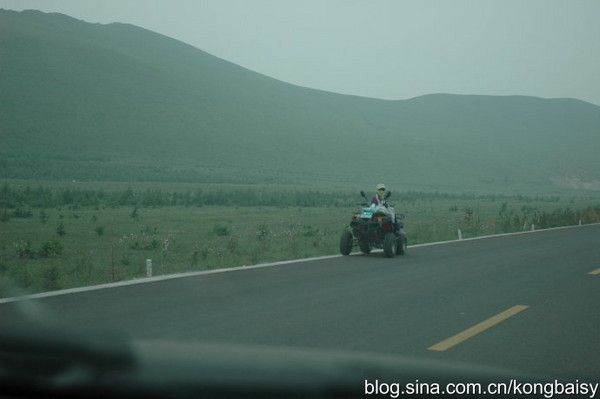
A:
[
  {"left": 1, "top": 222, "right": 599, "bottom": 304},
  {"left": 409, "top": 221, "right": 600, "bottom": 248}
]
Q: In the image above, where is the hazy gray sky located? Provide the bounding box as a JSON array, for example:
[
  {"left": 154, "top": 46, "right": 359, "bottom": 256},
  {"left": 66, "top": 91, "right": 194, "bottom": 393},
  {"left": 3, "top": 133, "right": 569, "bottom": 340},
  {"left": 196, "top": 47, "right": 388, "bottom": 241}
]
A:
[{"left": 2, "top": 0, "right": 599, "bottom": 105}]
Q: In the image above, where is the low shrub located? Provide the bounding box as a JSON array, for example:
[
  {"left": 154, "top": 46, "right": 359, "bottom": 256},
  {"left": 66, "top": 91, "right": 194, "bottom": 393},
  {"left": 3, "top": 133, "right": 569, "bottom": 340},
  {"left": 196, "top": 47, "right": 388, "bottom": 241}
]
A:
[
  {"left": 38, "top": 240, "right": 64, "bottom": 258},
  {"left": 14, "top": 241, "right": 35, "bottom": 258},
  {"left": 213, "top": 224, "right": 230, "bottom": 237},
  {"left": 39, "top": 210, "right": 49, "bottom": 224},
  {"left": 56, "top": 222, "right": 66, "bottom": 236},
  {"left": 12, "top": 208, "right": 33, "bottom": 218},
  {"left": 42, "top": 265, "right": 61, "bottom": 290},
  {"left": 119, "top": 233, "right": 160, "bottom": 250}
]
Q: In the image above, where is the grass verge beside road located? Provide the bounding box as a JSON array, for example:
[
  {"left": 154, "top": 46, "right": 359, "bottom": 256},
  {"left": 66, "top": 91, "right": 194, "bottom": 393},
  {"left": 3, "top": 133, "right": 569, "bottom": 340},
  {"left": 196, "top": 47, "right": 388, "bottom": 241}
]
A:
[{"left": 1, "top": 182, "right": 600, "bottom": 297}]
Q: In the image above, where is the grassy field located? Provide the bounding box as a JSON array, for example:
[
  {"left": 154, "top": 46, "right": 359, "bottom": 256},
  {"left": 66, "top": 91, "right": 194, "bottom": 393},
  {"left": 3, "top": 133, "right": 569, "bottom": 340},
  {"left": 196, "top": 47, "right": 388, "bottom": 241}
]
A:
[
  {"left": 0, "top": 206, "right": 349, "bottom": 297},
  {"left": 2, "top": 183, "right": 600, "bottom": 298}
]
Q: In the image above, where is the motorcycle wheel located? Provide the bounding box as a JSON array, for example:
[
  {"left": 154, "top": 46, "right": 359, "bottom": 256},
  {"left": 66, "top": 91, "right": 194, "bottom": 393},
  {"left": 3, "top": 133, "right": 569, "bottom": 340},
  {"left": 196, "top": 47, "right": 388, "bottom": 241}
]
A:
[
  {"left": 396, "top": 235, "right": 407, "bottom": 255},
  {"left": 383, "top": 233, "right": 397, "bottom": 258},
  {"left": 340, "top": 230, "right": 353, "bottom": 256},
  {"left": 359, "top": 241, "right": 371, "bottom": 254}
]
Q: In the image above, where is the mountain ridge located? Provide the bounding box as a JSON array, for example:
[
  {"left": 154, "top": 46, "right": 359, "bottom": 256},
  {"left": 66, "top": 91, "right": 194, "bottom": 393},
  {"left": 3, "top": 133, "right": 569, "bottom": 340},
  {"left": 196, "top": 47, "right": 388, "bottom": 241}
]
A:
[
  {"left": 1, "top": 9, "right": 599, "bottom": 193},
  {"left": 7, "top": 9, "right": 598, "bottom": 107}
]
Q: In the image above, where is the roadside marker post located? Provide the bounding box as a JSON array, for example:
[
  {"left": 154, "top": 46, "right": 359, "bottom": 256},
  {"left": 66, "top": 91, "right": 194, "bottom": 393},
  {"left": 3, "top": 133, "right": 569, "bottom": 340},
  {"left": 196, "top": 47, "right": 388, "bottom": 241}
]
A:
[
  {"left": 458, "top": 228, "right": 463, "bottom": 240},
  {"left": 146, "top": 259, "right": 153, "bottom": 278}
]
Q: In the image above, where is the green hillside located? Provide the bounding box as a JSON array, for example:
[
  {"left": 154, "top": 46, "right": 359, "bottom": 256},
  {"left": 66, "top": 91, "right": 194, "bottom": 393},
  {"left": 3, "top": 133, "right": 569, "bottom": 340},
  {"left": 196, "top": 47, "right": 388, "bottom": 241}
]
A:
[{"left": 1, "top": 9, "right": 599, "bottom": 193}]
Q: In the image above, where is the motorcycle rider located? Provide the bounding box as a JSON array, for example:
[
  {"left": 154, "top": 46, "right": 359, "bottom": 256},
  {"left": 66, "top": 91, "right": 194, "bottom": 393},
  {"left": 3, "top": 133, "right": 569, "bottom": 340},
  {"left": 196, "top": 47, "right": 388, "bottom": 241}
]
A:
[
  {"left": 371, "top": 183, "right": 388, "bottom": 206},
  {"left": 371, "top": 183, "right": 404, "bottom": 233}
]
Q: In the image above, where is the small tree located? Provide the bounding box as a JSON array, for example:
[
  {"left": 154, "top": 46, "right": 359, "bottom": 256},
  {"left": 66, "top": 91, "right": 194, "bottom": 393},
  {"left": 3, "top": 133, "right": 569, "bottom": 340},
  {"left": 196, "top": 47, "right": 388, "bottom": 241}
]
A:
[
  {"left": 42, "top": 266, "right": 61, "bottom": 290},
  {"left": 190, "top": 250, "right": 199, "bottom": 267},
  {"left": 56, "top": 222, "right": 66, "bottom": 236},
  {"left": 130, "top": 207, "right": 140, "bottom": 221}
]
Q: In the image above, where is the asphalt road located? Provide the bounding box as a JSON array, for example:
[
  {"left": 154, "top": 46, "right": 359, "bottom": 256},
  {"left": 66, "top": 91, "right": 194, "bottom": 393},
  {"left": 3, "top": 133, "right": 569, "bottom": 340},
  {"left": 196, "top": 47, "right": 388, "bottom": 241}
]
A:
[{"left": 2, "top": 224, "right": 599, "bottom": 378}]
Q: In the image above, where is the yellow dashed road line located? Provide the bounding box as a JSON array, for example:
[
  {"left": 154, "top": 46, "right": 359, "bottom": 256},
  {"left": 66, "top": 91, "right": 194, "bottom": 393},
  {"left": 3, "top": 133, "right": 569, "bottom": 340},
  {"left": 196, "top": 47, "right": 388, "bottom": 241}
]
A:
[{"left": 428, "top": 305, "right": 529, "bottom": 352}]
